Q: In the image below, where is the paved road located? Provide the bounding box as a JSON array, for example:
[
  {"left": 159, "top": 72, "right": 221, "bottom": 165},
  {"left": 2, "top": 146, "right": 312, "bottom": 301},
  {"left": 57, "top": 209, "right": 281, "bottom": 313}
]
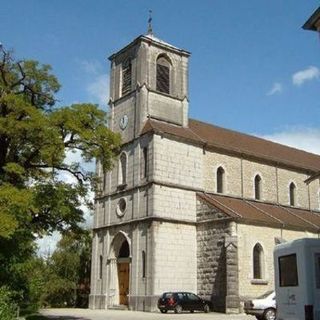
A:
[{"left": 40, "top": 308, "right": 256, "bottom": 320}]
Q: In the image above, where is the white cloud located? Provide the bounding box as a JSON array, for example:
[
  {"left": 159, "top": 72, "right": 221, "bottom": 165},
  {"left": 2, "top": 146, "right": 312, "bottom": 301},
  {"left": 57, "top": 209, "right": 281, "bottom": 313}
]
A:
[
  {"left": 261, "top": 127, "right": 320, "bottom": 155},
  {"left": 87, "top": 74, "right": 109, "bottom": 107},
  {"left": 77, "top": 59, "right": 102, "bottom": 75},
  {"left": 267, "top": 82, "right": 282, "bottom": 96},
  {"left": 292, "top": 66, "right": 320, "bottom": 86}
]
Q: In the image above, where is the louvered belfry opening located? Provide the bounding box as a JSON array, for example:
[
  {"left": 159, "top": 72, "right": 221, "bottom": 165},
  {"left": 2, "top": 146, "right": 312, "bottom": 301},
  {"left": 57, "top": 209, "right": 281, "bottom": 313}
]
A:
[
  {"left": 156, "top": 56, "right": 170, "bottom": 94},
  {"left": 122, "top": 59, "right": 132, "bottom": 96}
]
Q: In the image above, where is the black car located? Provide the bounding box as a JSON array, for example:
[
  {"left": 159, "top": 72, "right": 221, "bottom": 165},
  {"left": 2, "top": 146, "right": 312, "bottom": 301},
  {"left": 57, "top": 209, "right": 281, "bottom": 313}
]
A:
[{"left": 157, "top": 292, "right": 210, "bottom": 313}]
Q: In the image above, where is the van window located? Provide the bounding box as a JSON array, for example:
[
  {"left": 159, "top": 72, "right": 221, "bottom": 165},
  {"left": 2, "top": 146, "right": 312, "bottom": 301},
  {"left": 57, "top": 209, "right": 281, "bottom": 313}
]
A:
[
  {"left": 315, "top": 253, "right": 320, "bottom": 289},
  {"left": 279, "top": 254, "right": 298, "bottom": 287}
]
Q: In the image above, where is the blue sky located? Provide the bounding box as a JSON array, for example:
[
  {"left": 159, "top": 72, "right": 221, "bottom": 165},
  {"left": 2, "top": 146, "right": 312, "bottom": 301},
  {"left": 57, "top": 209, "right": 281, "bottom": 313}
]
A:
[
  {"left": 3, "top": 0, "right": 319, "bottom": 254},
  {"left": 1, "top": 1, "right": 319, "bottom": 140}
]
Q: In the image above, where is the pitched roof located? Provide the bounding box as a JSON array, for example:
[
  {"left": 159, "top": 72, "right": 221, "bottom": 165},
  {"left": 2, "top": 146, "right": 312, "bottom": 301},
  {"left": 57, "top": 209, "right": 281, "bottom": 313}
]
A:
[
  {"left": 197, "top": 193, "right": 320, "bottom": 232},
  {"left": 141, "top": 118, "right": 320, "bottom": 172}
]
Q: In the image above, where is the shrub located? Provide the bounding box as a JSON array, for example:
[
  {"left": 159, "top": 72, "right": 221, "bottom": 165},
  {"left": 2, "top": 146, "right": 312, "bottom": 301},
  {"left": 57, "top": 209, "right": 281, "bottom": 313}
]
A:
[{"left": 0, "top": 286, "right": 18, "bottom": 320}]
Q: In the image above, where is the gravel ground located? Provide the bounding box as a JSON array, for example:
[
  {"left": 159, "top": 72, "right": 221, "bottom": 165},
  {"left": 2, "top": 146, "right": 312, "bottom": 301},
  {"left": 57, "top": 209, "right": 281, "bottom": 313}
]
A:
[{"left": 40, "top": 308, "right": 256, "bottom": 320}]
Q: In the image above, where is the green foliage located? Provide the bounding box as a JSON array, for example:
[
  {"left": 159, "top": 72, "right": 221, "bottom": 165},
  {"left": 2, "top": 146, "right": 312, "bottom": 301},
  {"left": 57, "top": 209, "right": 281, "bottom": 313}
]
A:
[
  {"left": 42, "top": 231, "right": 92, "bottom": 307},
  {"left": 0, "top": 286, "right": 18, "bottom": 320},
  {"left": 0, "top": 47, "right": 120, "bottom": 311}
]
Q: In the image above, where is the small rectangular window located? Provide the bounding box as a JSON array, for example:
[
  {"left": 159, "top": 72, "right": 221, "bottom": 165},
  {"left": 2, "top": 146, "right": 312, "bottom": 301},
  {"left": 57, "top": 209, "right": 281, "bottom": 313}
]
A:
[
  {"left": 141, "top": 147, "right": 148, "bottom": 179},
  {"left": 99, "top": 255, "right": 103, "bottom": 279},
  {"left": 279, "top": 254, "right": 298, "bottom": 287},
  {"left": 142, "top": 250, "right": 146, "bottom": 278}
]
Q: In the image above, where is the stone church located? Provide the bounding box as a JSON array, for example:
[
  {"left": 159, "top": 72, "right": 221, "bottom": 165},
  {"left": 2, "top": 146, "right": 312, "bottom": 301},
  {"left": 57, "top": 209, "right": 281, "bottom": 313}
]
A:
[{"left": 89, "top": 26, "right": 320, "bottom": 313}]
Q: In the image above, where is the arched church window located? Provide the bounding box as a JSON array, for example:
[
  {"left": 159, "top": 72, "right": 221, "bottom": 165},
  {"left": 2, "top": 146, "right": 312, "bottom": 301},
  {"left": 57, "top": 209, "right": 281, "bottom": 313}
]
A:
[
  {"left": 253, "top": 243, "right": 264, "bottom": 279},
  {"left": 118, "top": 152, "right": 127, "bottom": 185},
  {"left": 122, "top": 59, "right": 132, "bottom": 96},
  {"left": 254, "top": 175, "right": 262, "bottom": 200},
  {"left": 289, "top": 182, "right": 296, "bottom": 206},
  {"left": 156, "top": 55, "right": 171, "bottom": 94},
  {"left": 216, "top": 166, "right": 225, "bottom": 194}
]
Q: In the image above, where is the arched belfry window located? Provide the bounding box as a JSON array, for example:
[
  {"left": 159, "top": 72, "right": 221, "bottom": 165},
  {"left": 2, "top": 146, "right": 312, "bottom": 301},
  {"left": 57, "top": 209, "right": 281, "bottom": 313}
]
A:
[
  {"left": 289, "top": 182, "right": 296, "bottom": 206},
  {"left": 156, "top": 55, "right": 171, "bottom": 94},
  {"left": 216, "top": 166, "right": 225, "bottom": 194},
  {"left": 253, "top": 243, "right": 264, "bottom": 279},
  {"left": 254, "top": 175, "right": 262, "bottom": 200},
  {"left": 122, "top": 59, "right": 132, "bottom": 96},
  {"left": 119, "top": 152, "right": 127, "bottom": 185}
]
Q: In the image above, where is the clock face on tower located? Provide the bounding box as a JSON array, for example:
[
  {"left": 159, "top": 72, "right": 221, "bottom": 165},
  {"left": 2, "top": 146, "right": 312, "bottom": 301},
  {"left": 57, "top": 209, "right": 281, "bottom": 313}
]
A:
[{"left": 119, "top": 114, "right": 128, "bottom": 130}]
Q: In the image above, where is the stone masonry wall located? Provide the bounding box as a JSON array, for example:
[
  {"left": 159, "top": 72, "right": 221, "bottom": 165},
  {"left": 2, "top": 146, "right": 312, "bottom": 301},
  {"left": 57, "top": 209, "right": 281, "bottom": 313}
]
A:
[
  {"left": 196, "top": 198, "right": 234, "bottom": 311},
  {"left": 204, "top": 149, "right": 314, "bottom": 210},
  {"left": 153, "top": 135, "right": 202, "bottom": 189}
]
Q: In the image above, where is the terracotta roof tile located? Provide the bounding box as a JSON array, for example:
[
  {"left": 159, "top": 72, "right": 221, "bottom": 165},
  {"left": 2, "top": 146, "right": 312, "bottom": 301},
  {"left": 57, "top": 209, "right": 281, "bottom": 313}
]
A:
[
  {"left": 197, "top": 193, "right": 320, "bottom": 232},
  {"left": 141, "top": 118, "right": 320, "bottom": 172}
]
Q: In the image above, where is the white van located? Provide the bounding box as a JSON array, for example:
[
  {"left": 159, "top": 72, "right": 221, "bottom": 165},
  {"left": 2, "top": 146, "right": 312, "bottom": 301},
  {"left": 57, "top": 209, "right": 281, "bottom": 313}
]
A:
[{"left": 274, "top": 238, "right": 320, "bottom": 320}]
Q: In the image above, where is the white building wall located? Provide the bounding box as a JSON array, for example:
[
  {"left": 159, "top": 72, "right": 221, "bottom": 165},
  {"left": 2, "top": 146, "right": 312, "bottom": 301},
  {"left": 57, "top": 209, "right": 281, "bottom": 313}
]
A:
[{"left": 152, "top": 221, "right": 197, "bottom": 294}]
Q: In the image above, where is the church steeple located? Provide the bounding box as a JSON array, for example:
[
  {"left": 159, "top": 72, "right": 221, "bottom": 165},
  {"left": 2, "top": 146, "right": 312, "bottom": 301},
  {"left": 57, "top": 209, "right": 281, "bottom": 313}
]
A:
[{"left": 108, "top": 33, "right": 190, "bottom": 143}]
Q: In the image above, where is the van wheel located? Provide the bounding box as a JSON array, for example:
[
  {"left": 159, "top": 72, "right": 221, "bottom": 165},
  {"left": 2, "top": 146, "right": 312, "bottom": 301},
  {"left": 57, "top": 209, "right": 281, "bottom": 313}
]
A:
[
  {"left": 160, "top": 309, "right": 167, "bottom": 313},
  {"left": 174, "top": 305, "right": 182, "bottom": 314},
  {"left": 263, "top": 308, "right": 276, "bottom": 320}
]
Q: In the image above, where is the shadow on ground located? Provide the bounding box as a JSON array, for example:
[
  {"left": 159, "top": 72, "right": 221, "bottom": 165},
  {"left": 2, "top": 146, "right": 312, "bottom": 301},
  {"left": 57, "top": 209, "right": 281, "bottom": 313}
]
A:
[{"left": 26, "top": 315, "right": 90, "bottom": 320}]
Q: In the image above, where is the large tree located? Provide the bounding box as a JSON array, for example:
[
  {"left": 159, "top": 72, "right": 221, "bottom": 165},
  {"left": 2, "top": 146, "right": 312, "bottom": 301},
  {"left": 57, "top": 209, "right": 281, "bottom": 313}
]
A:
[{"left": 0, "top": 46, "right": 120, "bottom": 305}]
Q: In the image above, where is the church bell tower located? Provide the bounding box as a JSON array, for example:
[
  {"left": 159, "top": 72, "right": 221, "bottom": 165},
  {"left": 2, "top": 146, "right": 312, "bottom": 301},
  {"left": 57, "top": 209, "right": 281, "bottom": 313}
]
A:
[{"left": 108, "top": 32, "right": 190, "bottom": 143}]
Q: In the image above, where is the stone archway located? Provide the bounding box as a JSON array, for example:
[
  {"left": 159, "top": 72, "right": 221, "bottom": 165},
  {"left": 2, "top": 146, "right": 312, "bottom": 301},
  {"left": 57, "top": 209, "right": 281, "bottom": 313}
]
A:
[{"left": 108, "top": 232, "right": 131, "bottom": 307}]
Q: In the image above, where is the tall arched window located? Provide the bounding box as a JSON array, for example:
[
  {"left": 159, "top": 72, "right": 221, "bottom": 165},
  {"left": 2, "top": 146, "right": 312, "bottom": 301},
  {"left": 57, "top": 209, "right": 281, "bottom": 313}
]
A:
[
  {"left": 156, "top": 55, "right": 171, "bottom": 94},
  {"left": 253, "top": 243, "right": 264, "bottom": 279},
  {"left": 254, "top": 175, "right": 262, "bottom": 200},
  {"left": 289, "top": 182, "right": 296, "bottom": 206},
  {"left": 216, "top": 166, "right": 225, "bottom": 194},
  {"left": 122, "top": 59, "right": 132, "bottom": 96},
  {"left": 119, "top": 152, "right": 127, "bottom": 185}
]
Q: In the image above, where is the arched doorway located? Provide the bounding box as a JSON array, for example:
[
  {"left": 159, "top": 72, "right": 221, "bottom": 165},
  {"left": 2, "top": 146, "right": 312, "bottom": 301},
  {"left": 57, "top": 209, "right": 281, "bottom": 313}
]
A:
[
  {"left": 108, "top": 232, "right": 131, "bottom": 307},
  {"left": 117, "top": 240, "right": 130, "bottom": 305}
]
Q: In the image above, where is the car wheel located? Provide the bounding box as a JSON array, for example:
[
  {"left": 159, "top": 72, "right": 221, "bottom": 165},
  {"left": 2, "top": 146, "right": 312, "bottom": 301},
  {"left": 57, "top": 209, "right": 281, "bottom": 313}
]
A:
[
  {"left": 203, "top": 304, "right": 210, "bottom": 313},
  {"left": 160, "top": 309, "right": 167, "bottom": 313},
  {"left": 263, "top": 308, "right": 276, "bottom": 320},
  {"left": 190, "top": 310, "right": 194, "bottom": 313},
  {"left": 174, "top": 304, "right": 183, "bottom": 314}
]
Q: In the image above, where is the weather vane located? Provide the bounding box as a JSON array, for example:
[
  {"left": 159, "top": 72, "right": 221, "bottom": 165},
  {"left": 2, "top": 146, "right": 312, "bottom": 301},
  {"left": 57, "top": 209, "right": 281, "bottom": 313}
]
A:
[{"left": 147, "top": 10, "right": 153, "bottom": 35}]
